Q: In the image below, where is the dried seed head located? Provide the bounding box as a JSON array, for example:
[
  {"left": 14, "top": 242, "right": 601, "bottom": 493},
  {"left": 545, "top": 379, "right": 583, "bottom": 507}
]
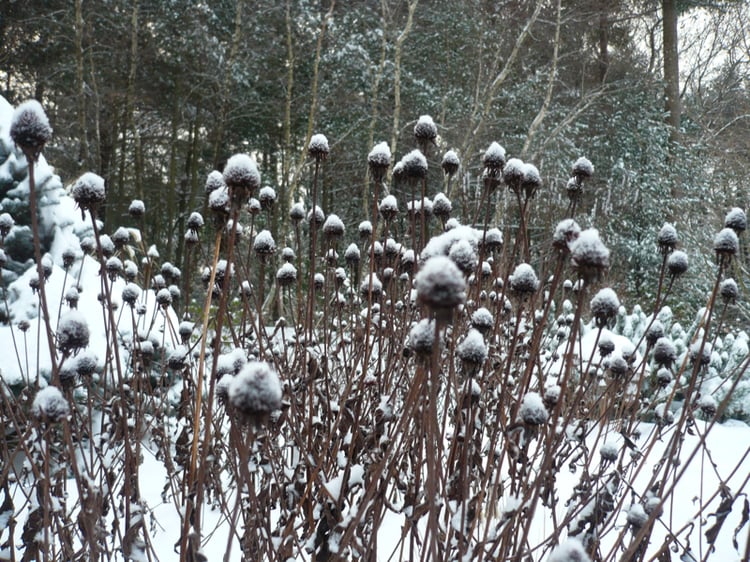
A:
[
  {"left": 259, "top": 186, "right": 276, "bottom": 210},
  {"left": 290, "top": 202, "right": 306, "bottom": 223},
  {"left": 509, "top": 263, "right": 539, "bottom": 297},
  {"left": 432, "top": 192, "right": 452, "bottom": 222},
  {"left": 449, "top": 239, "right": 477, "bottom": 275},
  {"left": 483, "top": 142, "right": 506, "bottom": 175},
  {"left": 10, "top": 99, "right": 52, "bottom": 157},
  {"left": 572, "top": 156, "right": 594, "bottom": 182},
  {"left": 57, "top": 310, "right": 90, "bottom": 356},
  {"left": 415, "top": 256, "right": 466, "bottom": 317},
  {"left": 724, "top": 207, "right": 746, "bottom": 234},
  {"left": 323, "top": 213, "right": 345, "bottom": 240},
  {"left": 32, "top": 386, "right": 69, "bottom": 423},
  {"left": 344, "top": 243, "right": 360, "bottom": 266},
  {"left": 379, "top": 195, "right": 399, "bottom": 222},
  {"left": 645, "top": 319, "right": 665, "bottom": 345},
  {"left": 719, "top": 278, "right": 739, "bottom": 303},
  {"left": 408, "top": 318, "right": 436, "bottom": 357},
  {"left": 228, "top": 362, "right": 283, "bottom": 423},
  {"left": 368, "top": 141, "right": 391, "bottom": 183},
  {"left": 590, "top": 288, "right": 619, "bottom": 327},
  {"left": 307, "top": 205, "right": 325, "bottom": 227},
  {"left": 358, "top": 220, "right": 373, "bottom": 239},
  {"left": 553, "top": 219, "right": 581, "bottom": 252},
  {"left": 519, "top": 392, "right": 549, "bottom": 425},
  {"left": 714, "top": 228, "right": 739, "bottom": 266},
  {"left": 441, "top": 149, "right": 460, "bottom": 177},
  {"left": 253, "top": 230, "right": 276, "bottom": 258},
  {"left": 414, "top": 115, "right": 437, "bottom": 146},
  {"left": 657, "top": 223, "right": 678, "bottom": 254},
  {"left": 457, "top": 329, "right": 487, "bottom": 373},
  {"left": 71, "top": 172, "right": 106, "bottom": 216},
  {"left": 653, "top": 337, "right": 677, "bottom": 367},
  {"left": 667, "top": 250, "right": 688, "bottom": 277},
  {"left": 503, "top": 158, "right": 525, "bottom": 192},
  {"left": 205, "top": 170, "right": 225, "bottom": 195},
  {"left": 276, "top": 263, "right": 297, "bottom": 287},
  {"left": 223, "top": 154, "right": 260, "bottom": 200},
  {"left": 187, "top": 212, "right": 204, "bottom": 232},
  {"left": 308, "top": 133, "right": 330, "bottom": 160},
  {"left": 128, "top": 199, "right": 145, "bottom": 218},
  {"left": 570, "top": 229, "right": 610, "bottom": 283},
  {"left": 401, "top": 149, "right": 428, "bottom": 181}
]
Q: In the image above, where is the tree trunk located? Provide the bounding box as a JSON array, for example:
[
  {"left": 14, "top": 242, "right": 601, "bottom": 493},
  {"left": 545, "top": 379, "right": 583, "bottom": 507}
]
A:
[{"left": 663, "top": 0, "right": 680, "bottom": 144}]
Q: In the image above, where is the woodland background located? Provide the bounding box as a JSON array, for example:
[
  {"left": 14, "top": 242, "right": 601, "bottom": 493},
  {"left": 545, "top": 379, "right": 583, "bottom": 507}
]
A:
[{"left": 2, "top": 0, "right": 750, "bottom": 308}]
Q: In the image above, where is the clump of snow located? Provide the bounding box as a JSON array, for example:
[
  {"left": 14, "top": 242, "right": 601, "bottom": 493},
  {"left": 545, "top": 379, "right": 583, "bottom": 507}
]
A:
[
  {"left": 547, "top": 538, "right": 591, "bottom": 562},
  {"left": 626, "top": 503, "right": 649, "bottom": 529},
  {"left": 553, "top": 219, "right": 581, "bottom": 251}
]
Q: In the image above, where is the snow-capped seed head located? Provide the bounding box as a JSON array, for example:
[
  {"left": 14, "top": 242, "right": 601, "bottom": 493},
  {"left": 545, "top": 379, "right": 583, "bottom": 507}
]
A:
[
  {"left": 482, "top": 227, "right": 503, "bottom": 252},
  {"left": 247, "top": 197, "right": 261, "bottom": 215},
  {"left": 276, "top": 263, "right": 297, "bottom": 287},
  {"left": 667, "top": 250, "right": 688, "bottom": 277},
  {"left": 71, "top": 172, "right": 106, "bottom": 216},
  {"left": 654, "top": 403, "right": 674, "bottom": 424},
  {"left": 128, "top": 199, "right": 145, "bottom": 218},
  {"left": 384, "top": 238, "right": 402, "bottom": 259},
  {"left": 607, "top": 352, "right": 628, "bottom": 377},
  {"left": 590, "top": 288, "right": 619, "bottom": 327},
  {"left": 656, "top": 367, "right": 672, "bottom": 387},
  {"left": 62, "top": 246, "right": 77, "bottom": 269},
  {"left": 205, "top": 170, "right": 225, "bottom": 195},
  {"left": 253, "top": 230, "right": 276, "bottom": 258},
  {"left": 714, "top": 228, "right": 739, "bottom": 265},
  {"left": 368, "top": 141, "right": 391, "bottom": 182},
  {"left": 657, "top": 223, "right": 678, "bottom": 254},
  {"left": 392, "top": 160, "right": 405, "bottom": 183},
  {"left": 105, "top": 256, "right": 123, "bottom": 281},
  {"left": 259, "top": 186, "right": 276, "bottom": 210},
  {"left": 565, "top": 177, "right": 582, "bottom": 201},
  {"left": 521, "top": 162, "right": 542, "bottom": 198},
  {"left": 186, "top": 212, "right": 204, "bottom": 233},
  {"left": 223, "top": 154, "right": 261, "bottom": 197},
  {"left": 323, "top": 213, "right": 345, "bottom": 240},
  {"left": 519, "top": 392, "right": 549, "bottom": 425},
  {"left": 471, "top": 307, "right": 494, "bottom": 334},
  {"left": 600, "top": 439, "right": 619, "bottom": 462},
  {"left": 57, "top": 310, "right": 90, "bottom": 356},
  {"left": 168, "top": 284, "right": 181, "bottom": 302},
  {"left": 696, "top": 393, "right": 717, "bottom": 418},
  {"left": 502, "top": 158, "right": 525, "bottom": 192},
  {"left": 184, "top": 229, "right": 200, "bottom": 245},
  {"left": 156, "top": 287, "right": 173, "bottom": 308},
  {"left": 112, "top": 226, "right": 131, "bottom": 249},
  {"left": 0, "top": 213, "right": 14, "bottom": 238},
  {"left": 325, "top": 248, "right": 339, "bottom": 267},
  {"left": 441, "top": 149, "right": 460, "bottom": 177},
  {"left": 483, "top": 142, "right": 507, "bottom": 174},
  {"left": 178, "top": 321, "right": 195, "bottom": 344},
  {"left": 509, "top": 263, "right": 539, "bottom": 297},
  {"left": 408, "top": 318, "right": 436, "bottom": 357},
  {"left": 626, "top": 504, "right": 649, "bottom": 530},
  {"left": 344, "top": 243, "right": 360, "bottom": 266},
  {"left": 645, "top": 319, "right": 665, "bottom": 345},
  {"left": 449, "top": 239, "right": 478, "bottom": 275},
  {"left": 74, "top": 351, "right": 98, "bottom": 377},
  {"left": 553, "top": 219, "right": 581, "bottom": 252},
  {"left": 432, "top": 192, "right": 452, "bottom": 221},
  {"left": 64, "top": 286, "right": 80, "bottom": 308},
  {"left": 217, "top": 348, "right": 247, "bottom": 377},
  {"left": 358, "top": 220, "right": 373, "bottom": 240},
  {"left": 543, "top": 385, "right": 561, "bottom": 408},
  {"left": 41, "top": 254, "right": 53, "bottom": 280},
  {"left": 400, "top": 248, "right": 415, "bottom": 271},
  {"left": 401, "top": 149, "right": 428, "bottom": 180},
  {"left": 289, "top": 202, "right": 305, "bottom": 223},
  {"left": 457, "top": 329, "right": 487, "bottom": 373},
  {"left": 10, "top": 99, "right": 52, "bottom": 156},
  {"left": 281, "top": 247, "right": 295, "bottom": 262},
  {"left": 307, "top": 205, "right": 325, "bottom": 227},
  {"left": 33, "top": 386, "right": 69, "bottom": 423},
  {"left": 598, "top": 332, "right": 615, "bottom": 357},
  {"left": 415, "top": 256, "right": 466, "bottom": 317},
  {"left": 689, "top": 341, "right": 712, "bottom": 366},
  {"left": 547, "top": 539, "right": 591, "bottom": 562},
  {"left": 228, "top": 362, "right": 283, "bottom": 423},
  {"left": 166, "top": 345, "right": 189, "bottom": 370},
  {"left": 720, "top": 278, "right": 739, "bottom": 303},
  {"left": 379, "top": 195, "right": 399, "bottom": 222},
  {"left": 308, "top": 133, "right": 330, "bottom": 160},
  {"left": 570, "top": 229, "right": 610, "bottom": 283},
  {"left": 360, "top": 272, "right": 383, "bottom": 299},
  {"left": 724, "top": 207, "right": 746, "bottom": 234},
  {"left": 414, "top": 114, "right": 437, "bottom": 146},
  {"left": 572, "top": 156, "right": 594, "bottom": 182},
  {"left": 653, "top": 337, "right": 677, "bottom": 367},
  {"left": 208, "top": 186, "right": 230, "bottom": 219}
]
